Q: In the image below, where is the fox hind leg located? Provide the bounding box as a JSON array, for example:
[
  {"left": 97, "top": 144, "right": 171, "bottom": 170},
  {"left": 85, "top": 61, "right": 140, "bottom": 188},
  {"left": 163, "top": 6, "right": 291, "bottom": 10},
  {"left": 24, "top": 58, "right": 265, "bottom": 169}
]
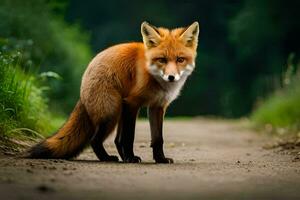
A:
[
  {"left": 87, "top": 91, "right": 122, "bottom": 162},
  {"left": 91, "top": 118, "right": 119, "bottom": 162}
]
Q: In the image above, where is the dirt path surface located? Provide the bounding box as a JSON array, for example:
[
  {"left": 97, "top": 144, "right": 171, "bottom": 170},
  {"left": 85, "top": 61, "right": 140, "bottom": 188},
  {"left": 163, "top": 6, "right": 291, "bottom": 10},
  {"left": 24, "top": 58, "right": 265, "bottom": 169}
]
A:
[{"left": 0, "top": 119, "right": 299, "bottom": 200}]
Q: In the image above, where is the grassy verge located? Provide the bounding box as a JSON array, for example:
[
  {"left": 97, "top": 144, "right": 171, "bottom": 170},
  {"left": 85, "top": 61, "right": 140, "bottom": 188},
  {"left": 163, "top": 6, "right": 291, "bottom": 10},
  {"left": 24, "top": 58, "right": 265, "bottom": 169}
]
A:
[
  {"left": 0, "top": 51, "right": 63, "bottom": 152},
  {"left": 252, "top": 87, "right": 300, "bottom": 134},
  {"left": 251, "top": 55, "right": 300, "bottom": 136}
]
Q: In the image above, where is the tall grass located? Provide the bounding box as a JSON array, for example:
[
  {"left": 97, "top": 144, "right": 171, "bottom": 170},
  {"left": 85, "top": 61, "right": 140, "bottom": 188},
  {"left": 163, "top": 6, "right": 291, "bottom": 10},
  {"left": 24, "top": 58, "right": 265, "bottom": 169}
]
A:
[
  {"left": 251, "top": 54, "right": 300, "bottom": 135},
  {"left": 0, "top": 51, "right": 58, "bottom": 140}
]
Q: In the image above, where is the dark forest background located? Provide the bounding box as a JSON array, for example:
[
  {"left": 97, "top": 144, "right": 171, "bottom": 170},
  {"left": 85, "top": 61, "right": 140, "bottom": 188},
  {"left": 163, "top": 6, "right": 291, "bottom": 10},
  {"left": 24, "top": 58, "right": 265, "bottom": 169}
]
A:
[
  {"left": 0, "top": 0, "right": 299, "bottom": 123},
  {"left": 65, "top": 0, "right": 300, "bottom": 117}
]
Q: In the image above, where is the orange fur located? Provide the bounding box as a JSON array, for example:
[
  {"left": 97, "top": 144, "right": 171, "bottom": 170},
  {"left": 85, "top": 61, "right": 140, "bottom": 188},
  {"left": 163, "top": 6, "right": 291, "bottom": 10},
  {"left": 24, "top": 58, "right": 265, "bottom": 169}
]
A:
[{"left": 28, "top": 22, "right": 199, "bottom": 160}]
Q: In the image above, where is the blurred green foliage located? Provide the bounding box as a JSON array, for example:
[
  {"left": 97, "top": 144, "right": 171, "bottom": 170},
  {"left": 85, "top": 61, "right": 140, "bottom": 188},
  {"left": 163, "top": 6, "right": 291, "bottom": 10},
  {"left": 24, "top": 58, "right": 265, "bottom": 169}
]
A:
[
  {"left": 229, "top": 0, "right": 300, "bottom": 117},
  {"left": 66, "top": 0, "right": 300, "bottom": 117},
  {"left": 0, "top": 0, "right": 92, "bottom": 112},
  {"left": 252, "top": 54, "right": 300, "bottom": 134}
]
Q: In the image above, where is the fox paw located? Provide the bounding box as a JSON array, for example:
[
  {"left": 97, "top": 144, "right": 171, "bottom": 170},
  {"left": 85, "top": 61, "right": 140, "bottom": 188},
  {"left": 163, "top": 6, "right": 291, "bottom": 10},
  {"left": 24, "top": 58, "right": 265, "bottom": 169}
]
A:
[
  {"left": 155, "top": 157, "right": 174, "bottom": 164},
  {"left": 124, "top": 156, "right": 142, "bottom": 163}
]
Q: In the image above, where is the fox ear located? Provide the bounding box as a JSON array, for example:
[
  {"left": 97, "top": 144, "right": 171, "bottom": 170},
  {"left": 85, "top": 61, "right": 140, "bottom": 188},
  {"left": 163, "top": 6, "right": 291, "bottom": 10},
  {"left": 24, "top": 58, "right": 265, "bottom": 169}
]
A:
[
  {"left": 141, "top": 21, "right": 161, "bottom": 48},
  {"left": 180, "top": 22, "right": 199, "bottom": 48}
]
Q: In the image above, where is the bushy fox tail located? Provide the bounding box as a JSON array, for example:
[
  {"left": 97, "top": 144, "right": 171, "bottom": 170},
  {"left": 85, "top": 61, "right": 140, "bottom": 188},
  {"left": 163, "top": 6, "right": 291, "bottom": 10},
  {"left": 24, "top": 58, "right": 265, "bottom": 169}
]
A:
[{"left": 27, "top": 100, "right": 95, "bottom": 159}]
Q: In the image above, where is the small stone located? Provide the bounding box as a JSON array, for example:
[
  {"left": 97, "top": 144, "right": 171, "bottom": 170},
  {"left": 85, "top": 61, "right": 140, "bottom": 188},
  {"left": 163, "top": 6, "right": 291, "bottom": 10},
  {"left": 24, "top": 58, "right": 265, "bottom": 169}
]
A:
[
  {"left": 63, "top": 171, "right": 73, "bottom": 176},
  {"left": 292, "top": 156, "right": 300, "bottom": 162},
  {"left": 37, "top": 185, "right": 53, "bottom": 192},
  {"left": 168, "top": 143, "right": 176, "bottom": 148},
  {"left": 48, "top": 166, "right": 56, "bottom": 170},
  {"left": 50, "top": 178, "right": 56, "bottom": 182}
]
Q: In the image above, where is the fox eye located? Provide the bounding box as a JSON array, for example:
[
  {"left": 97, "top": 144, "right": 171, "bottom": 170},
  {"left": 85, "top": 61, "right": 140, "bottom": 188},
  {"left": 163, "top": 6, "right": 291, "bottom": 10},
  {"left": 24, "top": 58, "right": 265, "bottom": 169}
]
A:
[
  {"left": 156, "top": 57, "right": 167, "bottom": 64},
  {"left": 177, "top": 57, "right": 185, "bottom": 63}
]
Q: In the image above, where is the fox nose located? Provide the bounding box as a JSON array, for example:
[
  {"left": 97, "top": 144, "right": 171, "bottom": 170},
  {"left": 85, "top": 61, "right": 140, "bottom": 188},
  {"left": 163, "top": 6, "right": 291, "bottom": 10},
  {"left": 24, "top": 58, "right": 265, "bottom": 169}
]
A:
[{"left": 168, "top": 75, "right": 175, "bottom": 82}]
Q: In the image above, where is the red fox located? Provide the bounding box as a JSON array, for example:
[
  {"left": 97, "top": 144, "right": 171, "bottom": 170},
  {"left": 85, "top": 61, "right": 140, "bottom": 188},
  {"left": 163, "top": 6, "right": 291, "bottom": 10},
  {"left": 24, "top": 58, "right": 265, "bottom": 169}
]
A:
[{"left": 28, "top": 22, "right": 199, "bottom": 163}]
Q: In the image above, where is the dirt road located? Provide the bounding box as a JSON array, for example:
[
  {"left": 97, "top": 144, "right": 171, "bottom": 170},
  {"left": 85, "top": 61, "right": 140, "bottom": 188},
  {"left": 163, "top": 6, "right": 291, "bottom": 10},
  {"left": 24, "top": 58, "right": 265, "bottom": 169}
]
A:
[{"left": 0, "top": 119, "right": 299, "bottom": 200}]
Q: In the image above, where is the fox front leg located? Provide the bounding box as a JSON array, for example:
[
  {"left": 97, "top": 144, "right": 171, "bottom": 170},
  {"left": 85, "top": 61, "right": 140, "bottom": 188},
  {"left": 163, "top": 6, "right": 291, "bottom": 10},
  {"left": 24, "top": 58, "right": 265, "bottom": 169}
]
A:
[{"left": 148, "top": 106, "right": 173, "bottom": 164}]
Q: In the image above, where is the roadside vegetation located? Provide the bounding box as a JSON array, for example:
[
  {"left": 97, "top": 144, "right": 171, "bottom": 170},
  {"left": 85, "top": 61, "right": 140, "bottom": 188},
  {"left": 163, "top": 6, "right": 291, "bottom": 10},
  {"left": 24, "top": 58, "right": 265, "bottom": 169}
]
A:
[
  {"left": 0, "top": 0, "right": 92, "bottom": 112},
  {"left": 252, "top": 54, "right": 300, "bottom": 136},
  {"left": 0, "top": 50, "right": 55, "bottom": 139},
  {"left": 0, "top": 0, "right": 91, "bottom": 151},
  {"left": 0, "top": 50, "right": 63, "bottom": 153}
]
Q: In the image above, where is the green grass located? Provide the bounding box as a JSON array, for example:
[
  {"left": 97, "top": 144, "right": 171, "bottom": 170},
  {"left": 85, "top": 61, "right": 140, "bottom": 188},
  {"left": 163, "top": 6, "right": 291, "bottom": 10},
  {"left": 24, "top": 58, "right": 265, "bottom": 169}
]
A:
[
  {"left": 0, "top": 51, "right": 61, "bottom": 141},
  {"left": 252, "top": 88, "right": 300, "bottom": 134},
  {"left": 251, "top": 56, "right": 300, "bottom": 135}
]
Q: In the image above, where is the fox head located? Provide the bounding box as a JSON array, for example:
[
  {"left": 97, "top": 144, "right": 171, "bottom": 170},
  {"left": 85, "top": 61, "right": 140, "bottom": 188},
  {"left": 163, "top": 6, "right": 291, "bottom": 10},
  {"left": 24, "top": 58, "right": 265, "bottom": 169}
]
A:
[{"left": 141, "top": 21, "right": 199, "bottom": 82}]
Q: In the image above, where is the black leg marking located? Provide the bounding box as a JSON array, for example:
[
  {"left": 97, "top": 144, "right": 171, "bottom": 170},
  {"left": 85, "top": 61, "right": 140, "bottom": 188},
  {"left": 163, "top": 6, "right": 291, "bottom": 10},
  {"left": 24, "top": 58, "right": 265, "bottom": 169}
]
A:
[
  {"left": 91, "top": 120, "right": 119, "bottom": 162},
  {"left": 115, "top": 102, "right": 141, "bottom": 163},
  {"left": 148, "top": 106, "right": 173, "bottom": 164}
]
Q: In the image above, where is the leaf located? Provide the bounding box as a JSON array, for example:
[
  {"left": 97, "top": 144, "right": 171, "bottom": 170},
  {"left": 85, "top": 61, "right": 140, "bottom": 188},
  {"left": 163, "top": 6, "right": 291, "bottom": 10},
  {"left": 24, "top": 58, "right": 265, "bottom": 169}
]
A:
[{"left": 39, "top": 71, "right": 62, "bottom": 80}]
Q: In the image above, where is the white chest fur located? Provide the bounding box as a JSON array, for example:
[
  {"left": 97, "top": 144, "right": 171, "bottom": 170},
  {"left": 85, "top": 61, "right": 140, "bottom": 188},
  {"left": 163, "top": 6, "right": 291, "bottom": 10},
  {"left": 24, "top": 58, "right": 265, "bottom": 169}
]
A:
[{"left": 153, "top": 76, "right": 187, "bottom": 105}]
